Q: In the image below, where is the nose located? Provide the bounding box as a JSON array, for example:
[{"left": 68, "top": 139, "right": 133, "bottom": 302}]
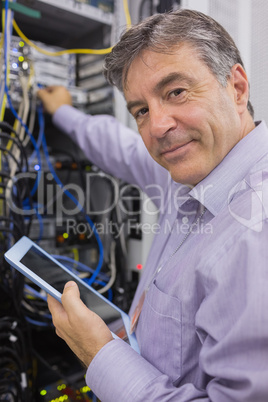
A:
[{"left": 149, "top": 103, "right": 177, "bottom": 138}]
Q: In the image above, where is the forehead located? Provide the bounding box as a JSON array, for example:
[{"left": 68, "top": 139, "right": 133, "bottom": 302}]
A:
[{"left": 123, "top": 44, "right": 211, "bottom": 94}]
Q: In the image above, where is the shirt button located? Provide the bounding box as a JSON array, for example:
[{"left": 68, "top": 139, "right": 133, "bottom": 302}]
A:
[{"left": 182, "top": 216, "right": 189, "bottom": 224}]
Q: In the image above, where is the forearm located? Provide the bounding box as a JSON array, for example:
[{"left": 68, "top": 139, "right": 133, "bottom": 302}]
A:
[
  {"left": 52, "top": 105, "right": 169, "bottom": 194},
  {"left": 86, "top": 339, "right": 209, "bottom": 402}
]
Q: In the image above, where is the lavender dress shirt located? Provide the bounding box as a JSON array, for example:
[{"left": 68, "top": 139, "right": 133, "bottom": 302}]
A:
[{"left": 53, "top": 105, "right": 268, "bottom": 401}]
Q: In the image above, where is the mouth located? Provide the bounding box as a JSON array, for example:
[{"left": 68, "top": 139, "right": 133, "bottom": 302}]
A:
[{"left": 161, "top": 140, "right": 194, "bottom": 157}]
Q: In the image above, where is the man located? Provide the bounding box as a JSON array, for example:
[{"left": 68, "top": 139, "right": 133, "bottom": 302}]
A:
[{"left": 38, "top": 10, "right": 268, "bottom": 401}]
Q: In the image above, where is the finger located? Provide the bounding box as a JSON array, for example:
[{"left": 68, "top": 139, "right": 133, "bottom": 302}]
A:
[
  {"left": 37, "top": 88, "right": 50, "bottom": 102},
  {"left": 47, "top": 294, "right": 70, "bottom": 338},
  {"left": 36, "top": 88, "right": 45, "bottom": 98},
  {"left": 46, "top": 85, "right": 61, "bottom": 93},
  {"left": 47, "top": 293, "right": 64, "bottom": 316},
  {"left": 37, "top": 85, "right": 56, "bottom": 97}
]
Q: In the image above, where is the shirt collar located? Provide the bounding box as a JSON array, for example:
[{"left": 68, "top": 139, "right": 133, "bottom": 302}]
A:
[{"left": 188, "top": 121, "right": 268, "bottom": 216}]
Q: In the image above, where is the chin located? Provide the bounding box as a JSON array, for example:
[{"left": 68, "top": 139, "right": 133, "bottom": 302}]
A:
[
  {"left": 169, "top": 172, "right": 199, "bottom": 187},
  {"left": 169, "top": 163, "right": 209, "bottom": 186}
]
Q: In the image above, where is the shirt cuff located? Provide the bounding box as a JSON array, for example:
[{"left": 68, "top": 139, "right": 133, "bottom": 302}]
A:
[{"left": 86, "top": 339, "right": 162, "bottom": 402}]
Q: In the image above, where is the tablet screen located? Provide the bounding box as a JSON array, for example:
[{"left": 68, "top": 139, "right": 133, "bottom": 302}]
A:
[{"left": 20, "top": 245, "right": 127, "bottom": 339}]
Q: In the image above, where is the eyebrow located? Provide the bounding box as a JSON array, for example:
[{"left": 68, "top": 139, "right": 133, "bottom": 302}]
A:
[
  {"left": 154, "top": 72, "right": 195, "bottom": 93},
  {"left": 127, "top": 100, "right": 145, "bottom": 115},
  {"left": 126, "top": 72, "right": 195, "bottom": 114}
]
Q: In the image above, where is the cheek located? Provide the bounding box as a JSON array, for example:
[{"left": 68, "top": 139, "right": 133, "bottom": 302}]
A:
[
  {"left": 178, "top": 103, "right": 211, "bottom": 134},
  {"left": 186, "top": 101, "right": 229, "bottom": 141},
  {"left": 139, "top": 130, "right": 154, "bottom": 153}
]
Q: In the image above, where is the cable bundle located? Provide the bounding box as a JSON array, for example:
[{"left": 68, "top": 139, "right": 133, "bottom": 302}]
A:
[
  {"left": 0, "top": 317, "right": 35, "bottom": 401},
  {"left": 0, "top": 121, "right": 33, "bottom": 240},
  {"left": 0, "top": 1, "right": 138, "bottom": 399}
]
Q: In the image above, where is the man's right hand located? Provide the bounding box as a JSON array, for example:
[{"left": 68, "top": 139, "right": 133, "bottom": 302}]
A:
[{"left": 37, "top": 85, "right": 72, "bottom": 115}]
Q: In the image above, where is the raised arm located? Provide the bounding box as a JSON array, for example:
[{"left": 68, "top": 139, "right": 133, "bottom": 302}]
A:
[{"left": 38, "top": 86, "right": 169, "bottom": 202}]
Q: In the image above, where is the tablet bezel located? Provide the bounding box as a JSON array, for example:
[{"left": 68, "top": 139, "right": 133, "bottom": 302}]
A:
[{"left": 4, "top": 236, "right": 140, "bottom": 353}]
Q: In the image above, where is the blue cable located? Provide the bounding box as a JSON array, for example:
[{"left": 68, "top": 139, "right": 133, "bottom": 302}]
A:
[
  {"left": 4, "top": 1, "right": 104, "bottom": 287},
  {"left": 24, "top": 285, "right": 52, "bottom": 325},
  {"left": 38, "top": 105, "right": 104, "bottom": 285},
  {"left": 24, "top": 284, "right": 47, "bottom": 302},
  {"left": 25, "top": 317, "right": 50, "bottom": 327},
  {"left": 3, "top": 0, "right": 42, "bottom": 197},
  {"left": 35, "top": 208, "right": 44, "bottom": 242},
  {"left": 92, "top": 393, "right": 97, "bottom": 402},
  {"left": 52, "top": 255, "right": 109, "bottom": 280},
  {"left": 28, "top": 95, "right": 44, "bottom": 167},
  {"left": 3, "top": 4, "right": 43, "bottom": 242},
  {"left": 82, "top": 277, "right": 113, "bottom": 301},
  {"left": 107, "top": 288, "right": 113, "bottom": 301},
  {"left": 54, "top": 257, "right": 112, "bottom": 299},
  {"left": 23, "top": 203, "right": 44, "bottom": 242}
]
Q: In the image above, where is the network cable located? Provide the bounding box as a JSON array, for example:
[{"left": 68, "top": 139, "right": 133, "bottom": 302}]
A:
[
  {"left": 3, "top": 0, "right": 106, "bottom": 294},
  {"left": 38, "top": 105, "right": 104, "bottom": 286},
  {"left": 3, "top": 0, "right": 42, "bottom": 174},
  {"left": 11, "top": 0, "right": 131, "bottom": 57}
]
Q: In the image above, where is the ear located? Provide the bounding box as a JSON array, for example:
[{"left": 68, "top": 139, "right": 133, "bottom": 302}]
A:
[{"left": 230, "top": 64, "right": 249, "bottom": 114}]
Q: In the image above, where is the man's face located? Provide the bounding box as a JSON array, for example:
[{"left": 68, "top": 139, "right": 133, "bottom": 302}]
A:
[{"left": 124, "top": 44, "right": 247, "bottom": 185}]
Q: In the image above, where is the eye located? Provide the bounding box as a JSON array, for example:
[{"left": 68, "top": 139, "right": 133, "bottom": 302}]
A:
[
  {"left": 169, "top": 88, "right": 185, "bottom": 98},
  {"left": 135, "top": 107, "right": 148, "bottom": 118}
]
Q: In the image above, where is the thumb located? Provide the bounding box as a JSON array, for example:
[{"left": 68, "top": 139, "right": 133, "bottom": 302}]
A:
[
  {"left": 64, "top": 280, "right": 80, "bottom": 294},
  {"left": 37, "top": 88, "right": 47, "bottom": 101},
  {"left": 61, "top": 281, "right": 84, "bottom": 314}
]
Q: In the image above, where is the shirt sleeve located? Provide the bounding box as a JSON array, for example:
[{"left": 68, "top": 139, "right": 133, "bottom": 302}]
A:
[
  {"left": 52, "top": 105, "right": 169, "bottom": 203},
  {"left": 86, "top": 339, "right": 208, "bottom": 402}
]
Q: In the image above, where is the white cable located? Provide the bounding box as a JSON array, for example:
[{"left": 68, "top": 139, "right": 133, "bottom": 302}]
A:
[
  {"left": 9, "top": 75, "right": 30, "bottom": 178},
  {"left": 115, "top": 202, "right": 128, "bottom": 258},
  {"left": 28, "top": 90, "right": 37, "bottom": 135},
  {"left": 18, "top": 74, "right": 30, "bottom": 141},
  {"left": 99, "top": 240, "right": 117, "bottom": 294}
]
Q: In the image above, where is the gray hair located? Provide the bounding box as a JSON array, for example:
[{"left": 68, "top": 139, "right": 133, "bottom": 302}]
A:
[{"left": 104, "top": 9, "right": 254, "bottom": 117}]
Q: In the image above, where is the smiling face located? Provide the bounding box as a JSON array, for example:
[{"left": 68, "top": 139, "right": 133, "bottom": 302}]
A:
[{"left": 124, "top": 44, "right": 254, "bottom": 185}]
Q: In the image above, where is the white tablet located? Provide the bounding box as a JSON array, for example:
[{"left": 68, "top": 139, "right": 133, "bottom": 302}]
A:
[{"left": 4, "top": 236, "right": 140, "bottom": 353}]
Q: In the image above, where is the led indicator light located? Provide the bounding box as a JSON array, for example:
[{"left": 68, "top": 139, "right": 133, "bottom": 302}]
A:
[
  {"left": 22, "top": 61, "right": 29, "bottom": 70},
  {"left": 57, "top": 235, "right": 64, "bottom": 243},
  {"left": 19, "top": 41, "right": 24, "bottom": 47},
  {"left": 34, "top": 164, "right": 40, "bottom": 171},
  {"left": 63, "top": 233, "right": 68, "bottom": 239},
  {"left": 40, "top": 389, "right": 47, "bottom": 396},
  {"left": 12, "top": 63, "right": 18, "bottom": 69},
  {"left": 18, "top": 56, "right": 24, "bottom": 62},
  {"left": 136, "top": 264, "right": 143, "bottom": 270},
  {"left": 80, "top": 385, "right": 91, "bottom": 393}
]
